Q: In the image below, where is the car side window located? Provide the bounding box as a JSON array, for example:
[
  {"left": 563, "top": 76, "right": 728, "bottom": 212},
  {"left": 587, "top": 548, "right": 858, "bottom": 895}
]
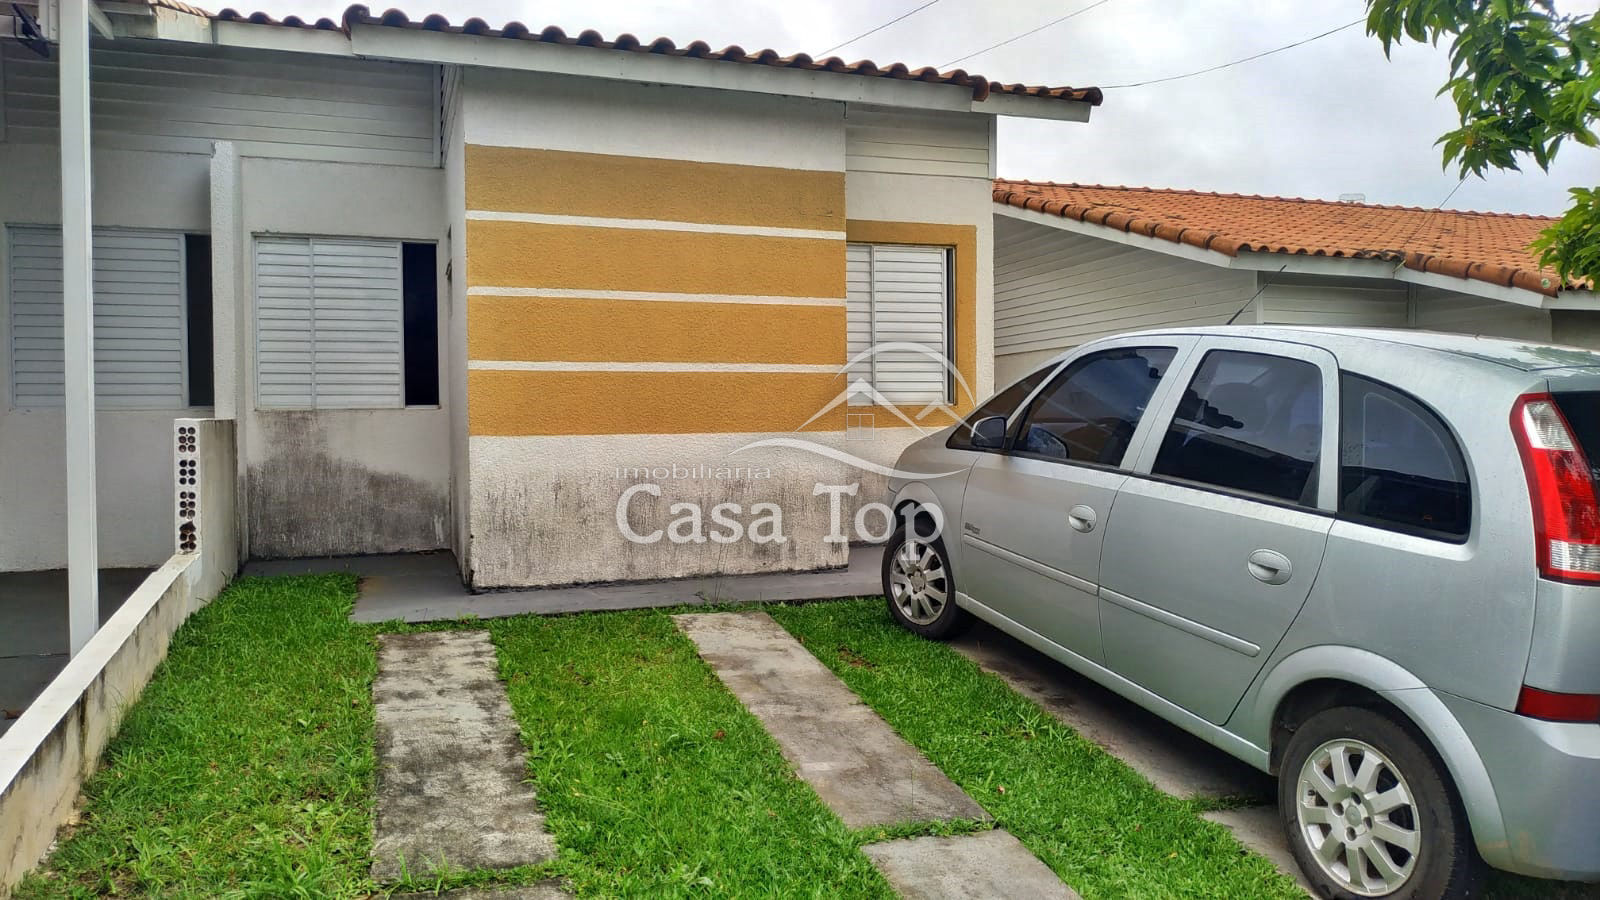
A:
[
  {"left": 1011, "top": 347, "right": 1177, "bottom": 466},
  {"left": 947, "top": 362, "right": 1059, "bottom": 450},
  {"left": 1152, "top": 350, "right": 1322, "bottom": 506},
  {"left": 1339, "top": 374, "right": 1470, "bottom": 541}
]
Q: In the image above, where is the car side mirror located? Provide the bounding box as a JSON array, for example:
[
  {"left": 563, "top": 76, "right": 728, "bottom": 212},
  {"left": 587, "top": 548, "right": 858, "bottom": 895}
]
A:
[{"left": 970, "top": 415, "right": 1008, "bottom": 450}]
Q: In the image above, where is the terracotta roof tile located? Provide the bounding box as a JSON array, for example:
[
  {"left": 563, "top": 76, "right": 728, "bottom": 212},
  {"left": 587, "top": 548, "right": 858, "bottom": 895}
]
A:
[
  {"left": 210, "top": 4, "right": 1103, "bottom": 106},
  {"left": 994, "top": 180, "right": 1578, "bottom": 297}
]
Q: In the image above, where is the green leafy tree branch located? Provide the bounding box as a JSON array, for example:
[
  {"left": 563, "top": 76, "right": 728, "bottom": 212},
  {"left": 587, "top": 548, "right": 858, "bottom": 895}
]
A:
[{"left": 1366, "top": 0, "right": 1599, "bottom": 283}]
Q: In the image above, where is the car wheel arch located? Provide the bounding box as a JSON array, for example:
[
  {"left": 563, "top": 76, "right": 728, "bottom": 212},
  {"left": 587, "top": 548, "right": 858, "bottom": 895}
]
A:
[{"left": 1249, "top": 645, "right": 1511, "bottom": 866}]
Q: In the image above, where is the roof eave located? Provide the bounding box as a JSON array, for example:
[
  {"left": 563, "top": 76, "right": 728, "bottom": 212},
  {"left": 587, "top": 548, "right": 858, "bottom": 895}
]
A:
[
  {"left": 994, "top": 201, "right": 1580, "bottom": 309},
  {"left": 202, "top": 17, "right": 1096, "bottom": 120}
]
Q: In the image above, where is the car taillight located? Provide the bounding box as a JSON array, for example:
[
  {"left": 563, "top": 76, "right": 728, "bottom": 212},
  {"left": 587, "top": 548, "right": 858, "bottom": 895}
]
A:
[
  {"left": 1516, "top": 685, "right": 1600, "bottom": 723},
  {"left": 1511, "top": 393, "right": 1600, "bottom": 583}
]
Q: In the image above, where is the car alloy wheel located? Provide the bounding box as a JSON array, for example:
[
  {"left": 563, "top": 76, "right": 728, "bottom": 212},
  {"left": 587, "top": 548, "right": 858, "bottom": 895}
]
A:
[
  {"left": 1295, "top": 738, "right": 1420, "bottom": 897},
  {"left": 888, "top": 536, "right": 949, "bottom": 626}
]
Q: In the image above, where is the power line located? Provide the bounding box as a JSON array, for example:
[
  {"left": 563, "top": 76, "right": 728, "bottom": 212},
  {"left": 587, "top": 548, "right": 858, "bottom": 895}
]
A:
[
  {"left": 818, "top": 0, "right": 943, "bottom": 59},
  {"left": 1101, "top": 18, "right": 1363, "bottom": 89},
  {"left": 940, "top": 0, "right": 1116, "bottom": 69}
]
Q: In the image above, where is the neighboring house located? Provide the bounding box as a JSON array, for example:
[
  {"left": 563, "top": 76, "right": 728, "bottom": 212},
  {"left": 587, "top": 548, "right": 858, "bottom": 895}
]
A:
[
  {"left": 992, "top": 181, "right": 1596, "bottom": 384},
  {"left": 0, "top": 1, "right": 1102, "bottom": 587}
]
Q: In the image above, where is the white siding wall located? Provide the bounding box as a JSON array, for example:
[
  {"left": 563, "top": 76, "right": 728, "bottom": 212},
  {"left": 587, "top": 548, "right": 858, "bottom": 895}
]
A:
[
  {"left": 1257, "top": 279, "right": 1408, "bottom": 327},
  {"left": 845, "top": 105, "right": 990, "bottom": 178},
  {"left": 1413, "top": 285, "right": 1552, "bottom": 340},
  {"left": 1, "top": 39, "right": 436, "bottom": 167},
  {"left": 993, "top": 215, "right": 1255, "bottom": 383}
]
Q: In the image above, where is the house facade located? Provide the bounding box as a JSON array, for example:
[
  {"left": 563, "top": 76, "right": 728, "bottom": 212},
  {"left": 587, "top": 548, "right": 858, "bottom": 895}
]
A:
[
  {"left": 0, "top": 2, "right": 1100, "bottom": 587},
  {"left": 992, "top": 181, "right": 1596, "bottom": 385}
]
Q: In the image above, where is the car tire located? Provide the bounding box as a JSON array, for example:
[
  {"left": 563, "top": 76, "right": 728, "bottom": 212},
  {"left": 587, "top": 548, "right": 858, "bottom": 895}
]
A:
[
  {"left": 1278, "top": 705, "right": 1482, "bottom": 900},
  {"left": 882, "top": 513, "right": 968, "bottom": 640}
]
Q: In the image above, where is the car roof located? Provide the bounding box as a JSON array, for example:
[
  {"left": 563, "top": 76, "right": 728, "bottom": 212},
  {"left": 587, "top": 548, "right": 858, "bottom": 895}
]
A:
[{"left": 1114, "top": 325, "right": 1600, "bottom": 373}]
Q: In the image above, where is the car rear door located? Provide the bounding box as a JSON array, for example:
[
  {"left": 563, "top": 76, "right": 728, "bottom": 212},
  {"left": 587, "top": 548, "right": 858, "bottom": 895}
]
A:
[
  {"left": 1096, "top": 337, "right": 1338, "bottom": 724},
  {"left": 958, "top": 337, "right": 1194, "bottom": 664}
]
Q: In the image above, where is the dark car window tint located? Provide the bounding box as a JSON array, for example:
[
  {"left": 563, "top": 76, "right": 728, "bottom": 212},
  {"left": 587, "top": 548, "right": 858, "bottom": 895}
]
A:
[
  {"left": 1013, "top": 347, "right": 1177, "bottom": 465},
  {"left": 1153, "top": 350, "right": 1322, "bottom": 505},
  {"left": 1339, "top": 374, "right": 1470, "bottom": 540},
  {"left": 948, "top": 362, "right": 1058, "bottom": 450}
]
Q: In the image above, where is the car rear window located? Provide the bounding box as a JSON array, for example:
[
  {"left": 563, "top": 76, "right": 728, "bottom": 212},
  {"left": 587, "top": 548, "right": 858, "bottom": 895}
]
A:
[{"left": 1339, "top": 374, "right": 1470, "bottom": 541}]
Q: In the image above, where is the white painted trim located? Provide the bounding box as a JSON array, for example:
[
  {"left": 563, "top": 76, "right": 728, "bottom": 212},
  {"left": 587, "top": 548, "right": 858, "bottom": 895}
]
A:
[
  {"left": 969, "top": 92, "right": 1092, "bottom": 122},
  {"left": 464, "top": 210, "right": 844, "bottom": 241},
  {"left": 87, "top": 0, "right": 114, "bottom": 39},
  {"left": 468, "top": 360, "right": 840, "bottom": 373},
  {"left": 214, "top": 20, "right": 358, "bottom": 56},
  {"left": 996, "top": 204, "right": 1560, "bottom": 309},
  {"left": 344, "top": 25, "right": 1081, "bottom": 120},
  {"left": 466, "top": 286, "right": 846, "bottom": 307}
]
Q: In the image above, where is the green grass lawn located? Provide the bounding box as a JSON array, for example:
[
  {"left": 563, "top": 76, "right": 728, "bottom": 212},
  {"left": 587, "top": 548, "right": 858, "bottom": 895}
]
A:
[
  {"left": 16, "top": 574, "right": 376, "bottom": 899},
  {"left": 17, "top": 575, "right": 1592, "bottom": 899}
]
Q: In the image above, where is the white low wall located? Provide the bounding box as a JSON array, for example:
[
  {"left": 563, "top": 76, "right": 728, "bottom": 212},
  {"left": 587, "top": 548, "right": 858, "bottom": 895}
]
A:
[{"left": 0, "top": 418, "right": 236, "bottom": 896}]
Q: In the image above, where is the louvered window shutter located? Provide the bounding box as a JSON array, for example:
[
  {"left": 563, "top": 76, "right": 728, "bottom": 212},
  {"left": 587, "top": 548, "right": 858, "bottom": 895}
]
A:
[
  {"left": 843, "top": 243, "right": 950, "bottom": 406},
  {"left": 8, "top": 226, "right": 187, "bottom": 408},
  {"left": 254, "top": 237, "right": 403, "bottom": 410}
]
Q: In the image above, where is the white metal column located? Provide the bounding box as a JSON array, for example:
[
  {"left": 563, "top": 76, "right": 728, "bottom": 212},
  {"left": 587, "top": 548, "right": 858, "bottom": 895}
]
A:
[{"left": 59, "top": 0, "right": 98, "bottom": 656}]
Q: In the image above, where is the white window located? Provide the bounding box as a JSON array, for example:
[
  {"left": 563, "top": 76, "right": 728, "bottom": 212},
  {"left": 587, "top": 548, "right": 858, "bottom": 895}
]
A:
[
  {"left": 845, "top": 243, "right": 951, "bottom": 406},
  {"left": 7, "top": 226, "right": 188, "bottom": 409},
  {"left": 255, "top": 236, "right": 403, "bottom": 409}
]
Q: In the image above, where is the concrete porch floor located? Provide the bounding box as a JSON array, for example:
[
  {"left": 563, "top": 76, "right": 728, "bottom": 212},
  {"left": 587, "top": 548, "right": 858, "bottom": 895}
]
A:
[
  {"left": 241, "top": 547, "right": 883, "bottom": 624},
  {"left": 0, "top": 568, "right": 153, "bottom": 737}
]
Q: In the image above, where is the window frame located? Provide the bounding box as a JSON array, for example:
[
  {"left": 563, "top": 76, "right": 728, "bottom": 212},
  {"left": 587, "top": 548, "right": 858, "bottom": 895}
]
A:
[
  {"left": 845, "top": 241, "right": 955, "bottom": 407},
  {"left": 1335, "top": 372, "right": 1473, "bottom": 544},
  {"left": 1124, "top": 337, "right": 1341, "bottom": 514},
  {"left": 251, "top": 233, "right": 437, "bottom": 412},
  {"left": 5, "top": 223, "right": 206, "bottom": 412}
]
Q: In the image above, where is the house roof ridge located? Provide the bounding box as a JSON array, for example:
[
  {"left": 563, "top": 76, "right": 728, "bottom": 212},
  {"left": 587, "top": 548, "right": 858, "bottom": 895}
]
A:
[{"left": 991, "top": 179, "right": 1558, "bottom": 221}]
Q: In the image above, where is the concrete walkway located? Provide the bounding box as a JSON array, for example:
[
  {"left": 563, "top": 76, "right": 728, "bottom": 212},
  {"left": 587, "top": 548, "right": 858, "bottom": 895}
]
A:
[
  {"left": 244, "top": 547, "right": 881, "bottom": 623},
  {"left": 675, "top": 611, "right": 1077, "bottom": 899},
  {"left": 370, "top": 631, "right": 558, "bottom": 882}
]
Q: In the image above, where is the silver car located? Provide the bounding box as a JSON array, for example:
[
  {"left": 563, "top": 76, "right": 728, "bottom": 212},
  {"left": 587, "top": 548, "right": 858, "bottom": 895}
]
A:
[{"left": 883, "top": 326, "right": 1600, "bottom": 899}]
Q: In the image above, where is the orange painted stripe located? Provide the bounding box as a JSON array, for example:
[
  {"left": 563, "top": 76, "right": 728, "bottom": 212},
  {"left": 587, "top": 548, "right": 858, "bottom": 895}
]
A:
[
  {"left": 469, "top": 370, "right": 850, "bottom": 436},
  {"left": 465, "top": 145, "right": 845, "bottom": 231},
  {"left": 467, "top": 220, "right": 845, "bottom": 298},
  {"left": 468, "top": 296, "right": 846, "bottom": 365}
]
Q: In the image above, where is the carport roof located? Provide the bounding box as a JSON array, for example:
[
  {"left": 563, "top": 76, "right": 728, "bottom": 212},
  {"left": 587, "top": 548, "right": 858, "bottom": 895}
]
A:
[{"left": 994, "top": 180, "right": 1579, "bottom": 298}]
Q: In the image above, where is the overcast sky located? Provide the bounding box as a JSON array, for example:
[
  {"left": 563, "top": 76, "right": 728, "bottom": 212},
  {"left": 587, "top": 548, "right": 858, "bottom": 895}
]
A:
[{"left": 255, "top": 0, "right": 1599, "bottom": 216}]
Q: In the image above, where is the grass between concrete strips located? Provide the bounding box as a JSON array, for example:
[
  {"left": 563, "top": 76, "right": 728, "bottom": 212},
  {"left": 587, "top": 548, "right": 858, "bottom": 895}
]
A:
[
  {"left": 768, "top": 599, "right": 1307, "bottom": 900},
  {"left": 17, "top": 575, "right": 1591, "bottom": 898}
]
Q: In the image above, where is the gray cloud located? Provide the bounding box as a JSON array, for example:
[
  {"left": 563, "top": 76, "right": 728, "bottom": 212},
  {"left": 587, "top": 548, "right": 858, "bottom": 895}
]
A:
[{"left": 246, "top": 0, "right": 1598, "bottom": 214}]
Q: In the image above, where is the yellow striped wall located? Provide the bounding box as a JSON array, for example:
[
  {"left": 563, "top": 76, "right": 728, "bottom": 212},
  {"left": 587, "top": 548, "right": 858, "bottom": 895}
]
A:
[{"left": 463, "top": 144, "right": 979, "bottom": 438}]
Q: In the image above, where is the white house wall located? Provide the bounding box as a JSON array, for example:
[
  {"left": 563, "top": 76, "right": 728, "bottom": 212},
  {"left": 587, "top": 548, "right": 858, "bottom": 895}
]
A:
[
  {"left": 2, "top": 38, "right": 435, "bottom": 166},
  {"left": 993, "top": 215, "right": 1255, "bottom": 384},
  {"left": 0, "top": 39, "right": 452, "bottom": 569},
  {"left": 1412, "top": 285, "right": 1552, "bottom": 340},
  {"left": 1256, "top": 277, "right": 1409, "bottom": 327},
  {"left": 0, "top": 143, "right": 211, "bottom": 569},
  {"left": 235, "top": 156, "right": 450, "bottom": 559}
]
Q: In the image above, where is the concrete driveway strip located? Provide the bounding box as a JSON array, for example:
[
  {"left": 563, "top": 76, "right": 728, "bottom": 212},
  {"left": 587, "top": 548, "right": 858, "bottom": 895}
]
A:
[
  {"left": 673, "top": 611, "right": 987, "bottom": 829},
  {"left": 863, "top": 830, "right": 1081, "bottom": 900},
  {"left": 371, "top": 631, "right": 557, "bottom": 882}
]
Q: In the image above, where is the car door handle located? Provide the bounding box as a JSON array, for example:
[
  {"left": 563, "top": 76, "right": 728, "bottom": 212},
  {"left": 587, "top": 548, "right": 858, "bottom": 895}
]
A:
[
  {"left": 1247, "top": 549, "right": 1292, "bottom": 585},
  {"left": 1067, "top": 505, "right": 1097, "bottom": 533}
]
